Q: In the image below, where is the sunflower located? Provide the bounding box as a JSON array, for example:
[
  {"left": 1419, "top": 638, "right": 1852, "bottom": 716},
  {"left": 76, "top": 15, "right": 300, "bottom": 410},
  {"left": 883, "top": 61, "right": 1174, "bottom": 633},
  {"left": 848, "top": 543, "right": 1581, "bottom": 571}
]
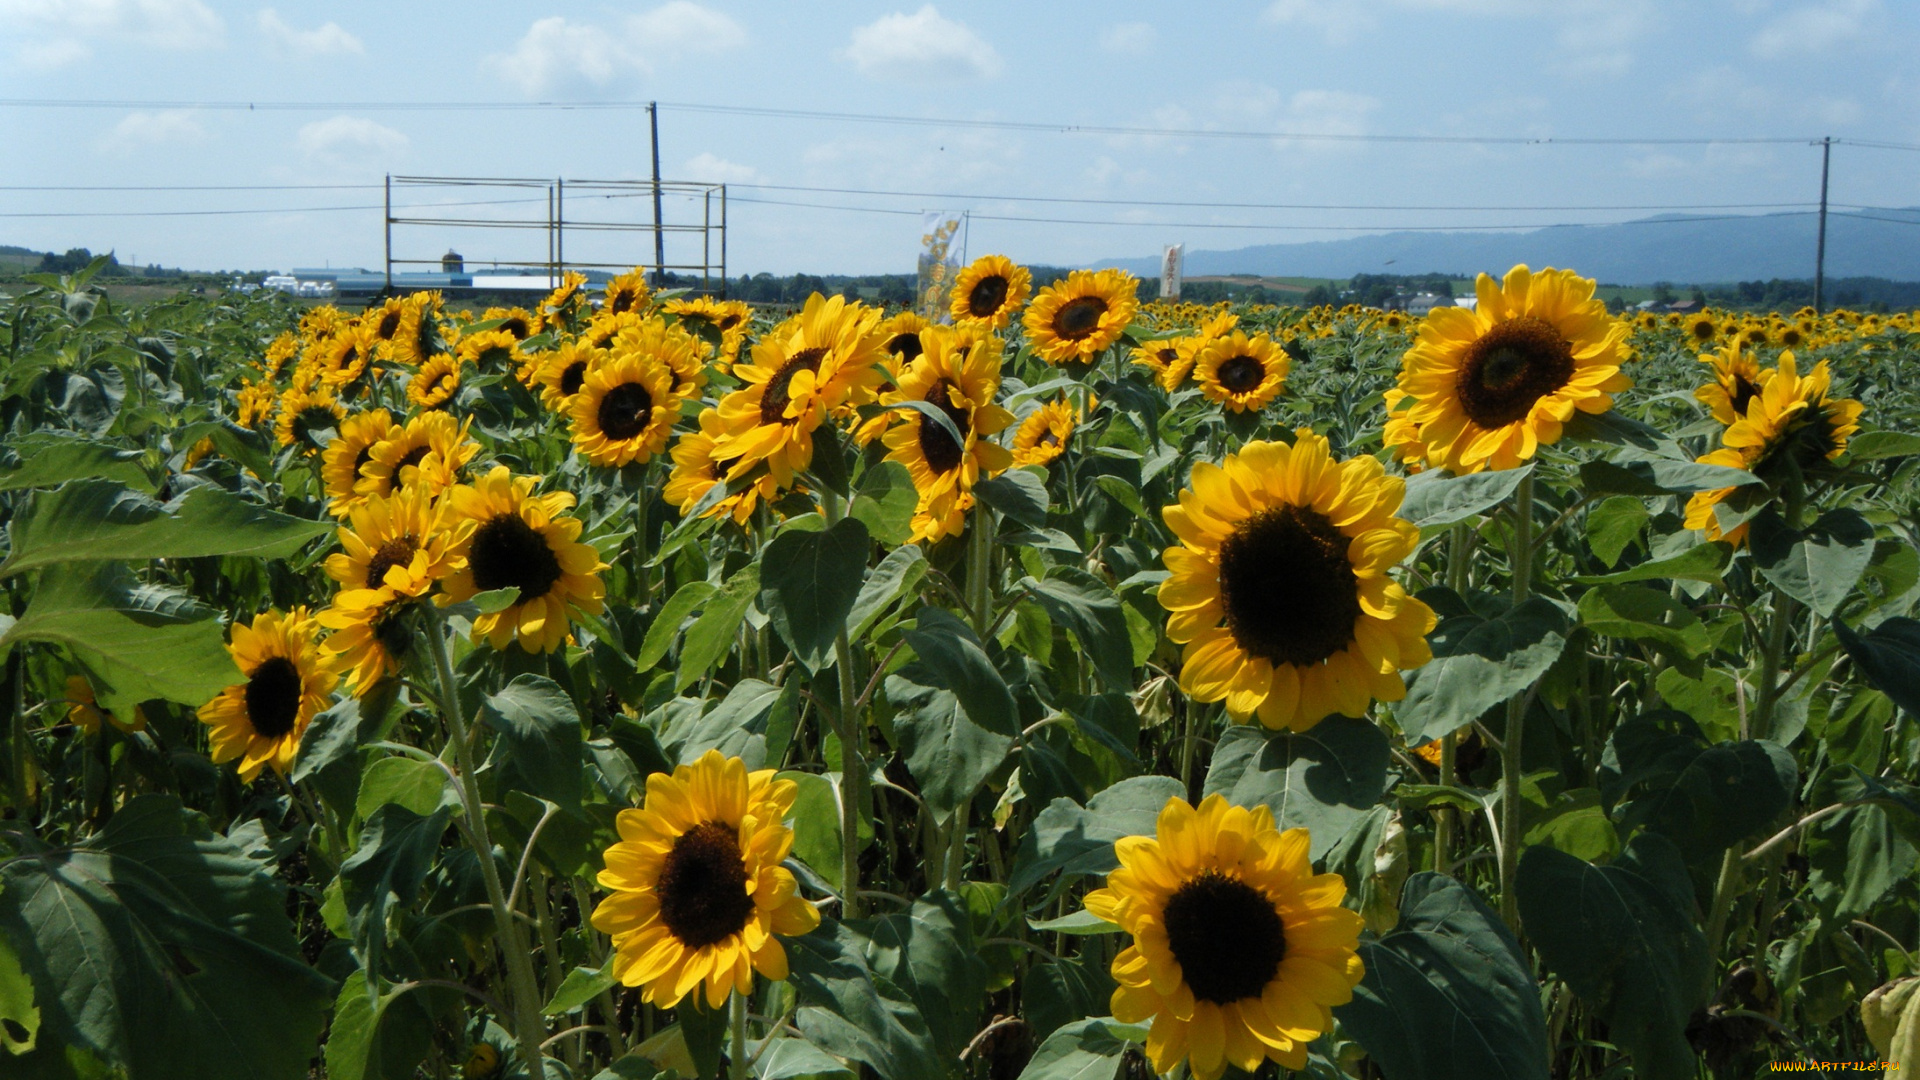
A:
[
  {"left": 1194, "top": 331, "right": 1290, "bottom": 414},
  {"left": 363, "top": 296, "right": 409, "bottom": 352},
  {"left": 533, "top": 340, "right": 608, "bottom": 411},
  {"left": 713, "top": 293, "right": 888, "bottom": 488},
  {"left": 602, "top": 269, "right": 653, "bottom": 317},
  {"left": 1022, "top": 269, "right": 1140, "bottom": 366},
  {"left": 1685, "top": 353, "right": 1863, "bottom": 543},
  {"left": 1010, "top": 395, "right": 1090, "bottom": 467},
  {"left": 236, "top": 380, "right": 277, "bottom": 429},
  {"left": 663, "top": 408, "right": 769, "bottom": 525},
  {"left": 321, "top": 408, "right": 402, "bottom": 518},
  {"left": 1695, "top": 341, "right": 1774, "bottom": 427},
  {"left": 609, "top": 317, "right": 710, "bottom": 401},
  {"left": 439, "top": 465, "right": 607, "bottom": 653},
  {"left": 1379, "top": 389, "right": 1428, "bottom": 472},
  {"left": 878, "top": 326, "right": 1015, "bottom": 542},
  {"left": 389, "top": 292, "right": 444, "bottom": 368},
  {"left": 663, "top": 296, "right": 753, "bottom": 368},
  {"left": 274, "top": 385, "right": 345, "bottom": 450},
  {"left": 1682, "top": 311, "right": 1719, "bottom": 348},
  {"left": 592, "top": 749, "right": 821, "bottom": 1010},
  {"left": 482, "top": 306, "right": 541, "bottom": 342},
  {"left": 262, "top": 332, "right": 300, "bottom": 381},
  {"left": 407, "top": 353, "right": 466, "bottom": 411},
  {"left": 1159, "top": 431, "right": 1436, "bottom": 730},
  {"left": 1083, "top": 793, "right": 1364, "bottom": 1079},
  {"left": 456, "top": 327, "right": 521, "bottom": 375},
  {"left": 325, "top": 486, "right": 469, "bottom": 599},
  {"left": 197, "top": 609, "right": 339, "bottom": 782},
  {"left": 1385, "top": 265, "right": 1631, "bottom": 474},
  {"left": 950, "top": 253, "right": 1032, "bottom": 330},
  {"left": 879, "top": 310, "right": 932, "bottom": 366},
  {"left": 358, "top": 411, "right": 479, "bottom": 501},
  {"left": 541, "top": 271, "right": 590, "bottom": 332},
  {"left": 315, "top": 588, "right": 414, "bottom": 696},
  {"left": 1131, "top": 337, "right": 1194, "bottom": 389},
  {"left": 569, "top": 331, "right": 688, "bottom": 468},
  {"left": 65, "top": 675, "right": 145, "bottom": 735}
]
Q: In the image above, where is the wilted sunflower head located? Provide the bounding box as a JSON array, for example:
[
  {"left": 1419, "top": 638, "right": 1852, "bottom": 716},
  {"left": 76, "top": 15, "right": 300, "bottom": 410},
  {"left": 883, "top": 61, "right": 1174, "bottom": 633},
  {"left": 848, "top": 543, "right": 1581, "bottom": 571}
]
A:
[
  {"left": 1389, "top": 264, "right": 1631, "bottom": 474},
  {"left": 1083, "top": 794, "right": 1364, "bottom": 1080}
]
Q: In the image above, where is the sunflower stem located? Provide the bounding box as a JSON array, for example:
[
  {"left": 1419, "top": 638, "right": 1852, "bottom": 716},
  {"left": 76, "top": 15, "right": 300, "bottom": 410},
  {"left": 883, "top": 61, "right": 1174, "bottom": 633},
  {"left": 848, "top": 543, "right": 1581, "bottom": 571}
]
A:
[
  {"left": 832, "top": 624, "right": 864, "bottom": 921},
  {"left": 966, "top": 502, "right": 995, "bottom": 637},
  {"left": 728, "top": 988, "right": 749, "bottom": 1080},
  {"left": 1497, "top": 471, "right": 1533, "bottom": 932},
  {"left": 633, "top": 462, "right": 653, "bottom": 610},
  {"left": 1434, "top": 730, "right": 1457, "bottom": 877},
  {"left": 422, "top": 607, "right": 549, "bottom": 1080},
  {"left": 1754, "top": 589, "right": 1795, "bottom": 741}
]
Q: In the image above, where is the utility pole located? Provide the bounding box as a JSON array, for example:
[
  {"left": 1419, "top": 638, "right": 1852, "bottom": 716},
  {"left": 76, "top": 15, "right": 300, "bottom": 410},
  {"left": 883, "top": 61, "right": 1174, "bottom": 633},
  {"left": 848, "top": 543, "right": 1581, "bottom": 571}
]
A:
[
  {"left": 1814, "top": 136, "right": 1831, "bottom": 315},
  {"left": 649, "top": 102, "right": 666, "bottom": 288},
  {"left": 383, "top": 174, "right": 392, "bottom": 294}
]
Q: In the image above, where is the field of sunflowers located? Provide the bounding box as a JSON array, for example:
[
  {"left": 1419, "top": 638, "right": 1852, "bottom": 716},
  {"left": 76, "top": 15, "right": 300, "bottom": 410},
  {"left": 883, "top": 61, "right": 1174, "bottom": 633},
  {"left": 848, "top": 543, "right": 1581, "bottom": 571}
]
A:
[{"left": 2, "top": 250, "right": 1919, "bottom": 1080}]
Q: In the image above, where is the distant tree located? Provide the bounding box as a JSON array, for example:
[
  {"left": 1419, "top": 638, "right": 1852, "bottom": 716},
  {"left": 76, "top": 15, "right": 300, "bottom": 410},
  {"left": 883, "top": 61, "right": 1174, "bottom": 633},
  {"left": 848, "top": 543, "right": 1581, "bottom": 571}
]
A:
[
  {"left": 1301, "top": 285, "right": 1335, "bottom": 307},
  {"left": 1651, "top": 281, "right": 1675, "bottom": 305}
]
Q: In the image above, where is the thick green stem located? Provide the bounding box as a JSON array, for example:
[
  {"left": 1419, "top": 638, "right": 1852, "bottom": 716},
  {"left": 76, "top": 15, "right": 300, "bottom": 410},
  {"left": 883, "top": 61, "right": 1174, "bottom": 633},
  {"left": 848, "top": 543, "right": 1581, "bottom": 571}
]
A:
[
  {"left": 1705, "top": 846, "right": 1744, "bottom": 961},
  {"left": 728, "top": 989, "right": 749, "bottom": 1080},
  {"left": 1498, "top": 472, "right": 1534, "bottom": 930},
  {"left": 1753, "top": 591, "right": 1795, "bottom": 741},
  {"left": 966, "top": 503, "right": 995, "bottom": 638},
  {"left": 1434, "top": 731, "right": 1457, "bottom": 876},
  {"left": 423, "top": 610, "right": 548, "bottom": 1080},
  {"left": 633, "top": 466, "right": 652, "bottom": 609}
]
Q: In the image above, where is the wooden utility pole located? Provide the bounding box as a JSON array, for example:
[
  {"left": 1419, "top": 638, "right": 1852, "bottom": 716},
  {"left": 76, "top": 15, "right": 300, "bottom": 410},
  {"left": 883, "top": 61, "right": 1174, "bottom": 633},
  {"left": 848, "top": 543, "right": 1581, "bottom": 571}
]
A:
[
  {"left": 650, "top": 102, "right": 666, "bottom": 287},
  {"left": 1814, "top": 136, "right": 1831, "bottom": 314}
]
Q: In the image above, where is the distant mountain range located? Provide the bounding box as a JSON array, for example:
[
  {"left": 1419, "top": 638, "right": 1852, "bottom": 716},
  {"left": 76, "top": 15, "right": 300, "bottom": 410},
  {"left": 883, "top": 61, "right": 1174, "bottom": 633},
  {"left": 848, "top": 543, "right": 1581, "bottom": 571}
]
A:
[{"left": 1100, "top": 209, "right": 1920, "bottom": 285}]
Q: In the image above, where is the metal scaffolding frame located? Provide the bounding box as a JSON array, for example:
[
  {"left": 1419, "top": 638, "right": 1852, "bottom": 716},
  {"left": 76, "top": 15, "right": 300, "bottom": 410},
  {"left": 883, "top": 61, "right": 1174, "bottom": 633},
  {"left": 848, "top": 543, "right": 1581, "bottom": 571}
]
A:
[{"left": 382, "top": 174, "right": 728, "bottom": 294}]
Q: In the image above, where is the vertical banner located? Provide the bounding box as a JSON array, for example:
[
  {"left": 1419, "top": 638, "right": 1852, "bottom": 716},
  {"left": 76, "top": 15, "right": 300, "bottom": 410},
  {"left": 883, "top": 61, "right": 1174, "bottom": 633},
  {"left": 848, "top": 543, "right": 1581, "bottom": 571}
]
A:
[
  {"left": 916, "top": 211, "right": 965, "bottom": 321},
  {"left": 1161, "top": 243, "right": 1184, "bottom": 301}
]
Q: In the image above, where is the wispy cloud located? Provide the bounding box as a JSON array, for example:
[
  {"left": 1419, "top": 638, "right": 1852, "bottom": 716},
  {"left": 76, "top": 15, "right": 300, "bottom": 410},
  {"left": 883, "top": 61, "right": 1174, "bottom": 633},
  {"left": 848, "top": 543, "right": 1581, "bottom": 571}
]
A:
[
  {"left": 840, "top": 6, "right": 1002, "bottom": 82},
  {"left": 492, "top": 2, "right": 745, "bottom": 95},
  {"left": 257, "top": 8, "right": 363, "bottom": 56}
]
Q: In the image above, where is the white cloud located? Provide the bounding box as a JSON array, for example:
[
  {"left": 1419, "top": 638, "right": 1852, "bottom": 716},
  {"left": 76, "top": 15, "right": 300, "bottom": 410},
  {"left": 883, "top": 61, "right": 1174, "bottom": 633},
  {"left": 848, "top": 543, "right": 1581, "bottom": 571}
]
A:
[
  {"left": 0, "top": 0, "right": 224, "bottom": 66},
  {"left": 1263, "top": 0, "right": 1376, "bottom": 44},
  {"left": 1266, "top": 0, "right": 1650, "bottom": 73},
  {"left": 840, "top": 6, "right": 1001, "bottom": 82},
  {"left": 1751, "top": 0, "right": 1878, "bottom": 58},
  {"left": 683, "top": 152, "right": 762, "bottom": 184},
  {"left": 95, "top": 109, "right": 207, "bottom": 156},
  {"left": 297, "top": 116, "right": 408, "bottom": 168},
  {"left": 492, "top": 3, "right": 745, "bottom": 94},
  {"left": 257, "top": 8, "right": 363, "bottom": 56},
  {"left": 1099, "top": 21, "right": 1155, "bottom": 54}
]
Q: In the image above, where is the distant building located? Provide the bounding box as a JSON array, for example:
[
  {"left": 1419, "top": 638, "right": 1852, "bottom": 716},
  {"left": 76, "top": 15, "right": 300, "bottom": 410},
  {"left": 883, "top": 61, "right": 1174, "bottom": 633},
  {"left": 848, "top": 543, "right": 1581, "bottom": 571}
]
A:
[
  {"left": 1454, "top": 297, "right": 1477, "bottom": 311},
  {"left": 1406, "top": 292, "right": 1448, "bottom": 315},
  {"left": 290, "top": 267, "right": 612, "bottom": 298},
  {"left": 1667, "top": 299, "right": 1701, "bottom": 313},
  {"left": 441, "top": 250, "right": 464, "bottom": 273}
]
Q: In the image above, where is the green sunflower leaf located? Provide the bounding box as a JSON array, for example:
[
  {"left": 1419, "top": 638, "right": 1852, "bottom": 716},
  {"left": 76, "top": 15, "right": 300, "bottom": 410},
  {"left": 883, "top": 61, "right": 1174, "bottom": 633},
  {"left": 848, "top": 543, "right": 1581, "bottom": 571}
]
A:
[{"left": 0, "top": 480, "right": 330, "bottom": 578}]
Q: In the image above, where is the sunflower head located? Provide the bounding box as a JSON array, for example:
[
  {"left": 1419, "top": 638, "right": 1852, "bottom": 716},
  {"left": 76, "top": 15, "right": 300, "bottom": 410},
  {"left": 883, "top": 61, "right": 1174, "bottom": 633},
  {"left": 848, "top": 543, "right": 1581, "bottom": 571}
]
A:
[
  {"left": 663, "top": 296, "right": 753, "bottom": 367},
  {"left": 321, "top": 408, "right": 402, "bottom": 518},
  {"left": 406, "top": 353, "right": 466, "bottom": 411},
  {"left": 440, "top": 465, "right": 607, "bottom": 653},
  {"left": 878, "top": 326, "right": 1016, "bottom": 542},
  {"left": 1686, "top": 354, "right": 1861, "bottom": 545},
  {"left": 1194, "top": 331, "right": 1290, "bottom": 414},
  {"left": 534, "top": 339, "right": 608, "bottom": 412},
  {"left": 325, "top": 484, "right": 470, "bottom": 599},
  {"left": 316, "top": 588, "right": 418, "bottom": 696},
  {"left": 388, "top": 292, "right": 445, "bottom": 368},
  {"left": 1159, "top": 431, "right": 1436, "bottom": 730},
  {"left": 603, "top": 269, "right": 653, "bottom": 317},
  {"left": 1021, "top": 269, "right": 1140, "bottom": 366},
  {"left": 197, "top": 608, "right": 339, "bottom": 782},
  {"left": 65, "top": 675, "right": 146, "bottom": 735},
  {"left": 569, "top": 327, "right": 689, "bottom": 469},
  {"left": 593, "top": 749, "right": 821, "bottom": 1010},
  {"left": 1694, "top": 341, "right": 1774, "bottom": 427},
  {"left": 950, "top": 254, "right": 1033, "bottom": 330},
  {"left": 455, "top": 327, "right": 521, "bottom": 374},
  {"left": 540, "top": 271, "right": 590, "bottom": 332},
  {"left": 880, "top": 309, "right": 932, "bottom": 367},
  {"left": 1388, "top": 265, "right": 1631, "bottom": 474},
  {"left": 1084, "top": 793, "right": 1363, "bottom": 1080},
  {"left": 482, "top": 305, "right": 541, "bottom": 342},
  {"left": 1011, "top": 395, "right": 1090, "bottom": 467},
  {"left": 274, "top": 386, "right": 346, "bottom": 452},
  {"left": 358, "top": 411, "right": 478, "bottom": 501},
  {"left": 664, "top": 408, "right": 769, "bottom": 525}
]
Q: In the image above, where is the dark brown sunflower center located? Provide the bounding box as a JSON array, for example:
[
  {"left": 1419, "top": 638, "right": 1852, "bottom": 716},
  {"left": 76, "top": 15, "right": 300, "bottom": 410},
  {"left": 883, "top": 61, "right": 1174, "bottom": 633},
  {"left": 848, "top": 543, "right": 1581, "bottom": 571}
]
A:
[
  {"left": 337, "top": 344, "right": 360, "bottom": 370},
  {"left": 501, "top": 316, "right": 531, "bottom": 340},
  {"left": 1215, "top": 355, "right": 1265, "bottom": 394},
  {"left": 597, "top": 381, "right": 655, "bottom": 441},
  {"left": 375, "top": 310, "right": 402, "bottom": 340},
  {"left": 1053, "top": 296, "right": 1108, "bottom": 341},
  {"left": 680, "top": 314, "right": 714, "bottom": 334},
  {"left": 1157, "top": 347, "right": 1179, "bottom": 365},
  {"left": 1781, "top": 328, "right": 1803, "bottom": 346},
  {"left": 365, "top": 537, "right": 418, "bottom": 589},
  {"left": 244, "top": 656, "right": 303, "bottom": 740},
  {"left": 1690, "top": 320, "right": 1716, "bottom": 341},
  {"left": 609, "top": 289, "right": 640, "bottom": 315},
  {"left": 656, "top": 820, "right": 757, "bottom": 949},
  {"left": 760, "top": 347, "right": 829, "bottom": 425},
  {"left": 1162, "top": 871, "right": 1286, "bottom": 1005},
  {"left": 887, "top": 332, "right": 924, "bottom": 363},
  {"left": 1454, "top": 315, "right": 1576, "bottom": 428},
  {"left": 917, "top": 380, "right": 971, "bottom": 475},
  {"left": 1729, "top": 376, "right": 1761, "bottom": 417},
  {"left": 719, "top": 313, "right": 744, "bottom": 331},
  {"left": 968, "top": 274, "right": 1010, "bottom": 317},
  {"left": 469, "top": 512, "right": 563, "bottom": 605},
  {"left": 1039, "top": 431, "right": 1061, "bottom": 448},
  {"left": 353, "top": 444, "right": 375, "bottom": 477},
  {"left": 559, "top": 361, "right": 588, "bottom": 396},
  {"left": 395, "top": 445, "right": 432, "bottom": 477},
  {"left": 1216, "top": 505, "right": 1360, "bottom": 667}
]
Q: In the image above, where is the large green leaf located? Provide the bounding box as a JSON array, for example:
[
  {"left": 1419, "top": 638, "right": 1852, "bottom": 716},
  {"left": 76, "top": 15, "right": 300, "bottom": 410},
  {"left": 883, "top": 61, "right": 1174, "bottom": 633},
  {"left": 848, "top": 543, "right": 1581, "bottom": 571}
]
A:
[
  {"left": 658, "top": 678, "right": 785, "bottom": 768},
  {"left": 1516, "top": 836, "right": 1713, "bottom": 1080},
  {"left": 0, "top": 562, "right": 235, "bottom": 716},
  {"left": 0, "top": 435, "right": 155, "bottom": 493},
  {"left": 886, "top": 661, "right": 1015, "bottom": 822},
  {"left": 1021, "top": 569, "right": 1134, "bottom": 690},
  {"left": 322, "top": 980, "right": 436, "bottom": 1080},
  {"left": 1616, "top": 737, "right": 1796, "bottom": 868},
  {"left": 866, "top": 892, "right": 990, "bottom": 1062},
  {"left": 1572, "top": 541, "right": 1731, "bottom": 586},
  {"left": 1397, "top": 597, "right": 1570, "bottom": 742},
  {"left": 634, "top": 580, "right": 716, "bottom": 673},
  {"left": 1015, "top": 1018, "right": 1132, "bottom": 1080},
  {"left": 675, "top": 562, "right": 761, "bottom": 692},
  {"left": 1584, "top": 495, "right": 1648, "bottom": 568},
  {"left": 1578, "top": 458, "right": 1756, "bottom": 497},
  {"left": 1834, "top": 617, "right": 1920, "bottom": 718},
  {"left": 1397, "top": 464, "right": 1532, "bottom": 529},
  {"left": 1202, "top": 717, "right": 1390, "bottom": 860},
  {"left": 787, "top": 919, "right": 940, "bottom": 1079},
  {"left": 1023, "top": 959, "right": 1116, "bottom": 1046},
  {"left": 481, "top": 675, "right": 584, "bottom": 811},
  {"left": 0, "top": 480, "right": 330, "bottom": 577},
  {"left": 338, "top": 803, "right": 452, "bottom": 988},
  {"left": 1008, "top": 776, "right": 1186, "bottom": 897},
  {"left": 0, "top": 795, "right": 333, "bottom": 1080},
  {"left": 903, "top": 608, "right": 1018, "bottom": 737},
  {"left": 1338, "top": 873, "right": 1548, "bottom": 1080},
  {"left": 974, "top": 468, "right": 1051, "bottom": 529},
  {"left": 846, "top": 545, "right": 926, "bottom": 641},
  {"left": 1576, "top": 583, "right": 1710, "bottom": 671},
  {"left": 760, "top": 517, "right": 871, "bottom": 671},
  {"left": 1749, "top": 508, "right": 1876, "bottom": 618},
  {"left": 849, "top": 460, "right": 918, "bottom": 546}
]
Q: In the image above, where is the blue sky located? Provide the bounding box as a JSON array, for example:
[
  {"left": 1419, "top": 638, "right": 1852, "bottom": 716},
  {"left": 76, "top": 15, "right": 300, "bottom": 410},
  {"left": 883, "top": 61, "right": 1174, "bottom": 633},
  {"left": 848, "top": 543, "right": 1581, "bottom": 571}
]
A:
[{"left": 3, "top": 0, "right": 1917, "bottom": 275}]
